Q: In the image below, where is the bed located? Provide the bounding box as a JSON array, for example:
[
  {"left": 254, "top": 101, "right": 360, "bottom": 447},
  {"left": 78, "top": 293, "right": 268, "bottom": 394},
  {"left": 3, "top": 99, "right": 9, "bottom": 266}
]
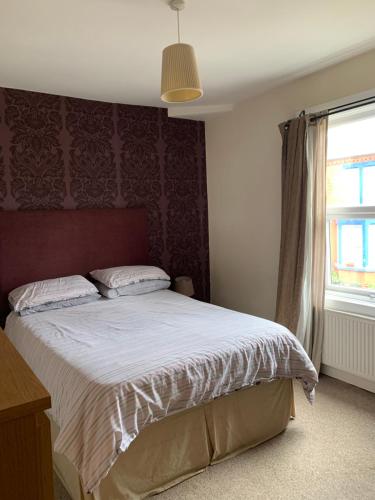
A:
[{"left": 0, "top": 208, "right": 318, "bottom": 500}]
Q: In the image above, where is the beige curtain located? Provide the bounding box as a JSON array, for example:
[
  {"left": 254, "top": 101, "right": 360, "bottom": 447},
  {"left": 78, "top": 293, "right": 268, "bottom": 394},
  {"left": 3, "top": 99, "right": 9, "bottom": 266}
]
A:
[
  {"left": 302, "top": 117, "right": 328, "bottom": 371},
  {"left": 276, "top": 115, "right": 328, "bottom": 372},
  {"left": 275, "top": 116, "right": 308, "bottom": 334}
]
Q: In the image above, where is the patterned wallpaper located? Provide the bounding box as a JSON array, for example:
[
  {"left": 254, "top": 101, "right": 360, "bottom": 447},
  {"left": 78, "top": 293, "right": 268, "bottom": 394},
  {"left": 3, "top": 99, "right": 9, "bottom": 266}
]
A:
[{"left": 0, "top": 87, "right": 209, "bottom": 301}]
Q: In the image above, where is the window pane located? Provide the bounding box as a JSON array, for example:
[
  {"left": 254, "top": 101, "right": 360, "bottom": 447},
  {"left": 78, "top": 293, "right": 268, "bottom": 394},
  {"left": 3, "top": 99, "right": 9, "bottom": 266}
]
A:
[
  {"left": 326, "top": 163, "right": 360, "bottom": 207},
  {"left": 369, "top": 225, "right": 375, "bottom": 268},
  {"left": 327, "top": 114, "right": 375, "bottom": 208},
  {"left": 327, "top": 116, "right": 375, "bottom": 159},
  {"left": 362, "top": 166, "right": 375, "bottom": 206},
  {"left": 340, "top": 224, "right": 363, "bottom": 268},
  {"left": 327, "top": 219, "right": 375, "bottom": 290}
]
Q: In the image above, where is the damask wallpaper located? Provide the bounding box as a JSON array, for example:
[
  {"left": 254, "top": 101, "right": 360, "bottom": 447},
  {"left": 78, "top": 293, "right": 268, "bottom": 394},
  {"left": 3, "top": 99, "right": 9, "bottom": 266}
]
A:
[{"left": 0, "top": 87, "right": 209, "bottom": 301}]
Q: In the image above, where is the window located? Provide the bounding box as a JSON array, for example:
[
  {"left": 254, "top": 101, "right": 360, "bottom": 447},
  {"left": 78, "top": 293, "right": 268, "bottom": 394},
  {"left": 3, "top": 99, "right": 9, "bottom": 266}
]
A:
[{"left": 326, "top": 108, "right": 375, "bottom": 314}]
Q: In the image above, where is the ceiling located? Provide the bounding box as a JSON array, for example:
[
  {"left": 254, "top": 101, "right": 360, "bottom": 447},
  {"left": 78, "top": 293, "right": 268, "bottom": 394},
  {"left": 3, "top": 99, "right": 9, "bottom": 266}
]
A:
[{"left": 1, "top": 0, "right": 375, "bottom": 112}]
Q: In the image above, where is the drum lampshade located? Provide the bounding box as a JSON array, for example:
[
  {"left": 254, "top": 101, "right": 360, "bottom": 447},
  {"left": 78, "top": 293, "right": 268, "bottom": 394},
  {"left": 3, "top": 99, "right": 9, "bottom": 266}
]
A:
[{"left": 161, "top": 43, "right": 203, "bottom": 103}]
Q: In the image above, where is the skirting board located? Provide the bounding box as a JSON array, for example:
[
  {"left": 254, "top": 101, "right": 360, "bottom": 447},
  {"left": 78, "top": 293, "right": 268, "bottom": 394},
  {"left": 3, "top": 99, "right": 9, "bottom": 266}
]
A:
[{"left": 321, "top": 364, "right": 375, "bottom": 394}]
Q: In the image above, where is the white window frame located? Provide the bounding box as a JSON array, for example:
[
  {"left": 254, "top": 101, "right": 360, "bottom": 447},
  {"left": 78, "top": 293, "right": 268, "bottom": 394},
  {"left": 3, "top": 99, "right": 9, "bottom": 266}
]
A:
[{"left": 325, "top": 205, "right": 375, "bottom": 317}]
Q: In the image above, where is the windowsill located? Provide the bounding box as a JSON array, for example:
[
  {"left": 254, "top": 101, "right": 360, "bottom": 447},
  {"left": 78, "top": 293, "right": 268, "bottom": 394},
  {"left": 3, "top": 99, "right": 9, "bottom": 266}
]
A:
[
  {"left": 325, "top": 290, "right": 375, "bottom": 319},
  {"left": 335, "top": 265, "right": 375, "bottom": 272}
]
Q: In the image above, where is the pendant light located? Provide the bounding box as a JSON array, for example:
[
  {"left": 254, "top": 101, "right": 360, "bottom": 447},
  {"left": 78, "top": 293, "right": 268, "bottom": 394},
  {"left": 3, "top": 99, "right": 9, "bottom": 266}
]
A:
[{"left": 161, "top": 0, "right": 203, "bottom": 103}]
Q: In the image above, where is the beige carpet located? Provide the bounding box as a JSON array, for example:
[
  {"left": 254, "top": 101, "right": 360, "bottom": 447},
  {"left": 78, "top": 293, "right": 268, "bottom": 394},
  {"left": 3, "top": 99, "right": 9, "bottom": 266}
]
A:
[{"left": 54, "top": 375, "right": 375, "bottom": 500}]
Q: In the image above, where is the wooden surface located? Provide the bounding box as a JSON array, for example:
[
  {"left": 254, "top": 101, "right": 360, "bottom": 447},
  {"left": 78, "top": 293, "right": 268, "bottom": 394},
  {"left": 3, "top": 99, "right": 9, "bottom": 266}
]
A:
[
  {"left": 0, "top": 328, "right": 54, "bottom": 499},
  {"left": 36, "top": 412, "right": 54, "bottom": 500},
  {"left": 0, "top": 329, "right": 50, "bottom": 423}
]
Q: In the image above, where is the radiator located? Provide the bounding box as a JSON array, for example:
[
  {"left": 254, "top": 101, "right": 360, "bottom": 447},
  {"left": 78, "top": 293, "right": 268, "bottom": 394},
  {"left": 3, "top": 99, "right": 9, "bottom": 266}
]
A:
[{"left": 322, "top": 309, "right": 375, "bottom": 393}]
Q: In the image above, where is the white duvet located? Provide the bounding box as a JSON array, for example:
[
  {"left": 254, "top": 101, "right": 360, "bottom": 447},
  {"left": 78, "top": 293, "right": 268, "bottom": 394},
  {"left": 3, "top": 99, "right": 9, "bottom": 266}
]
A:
[{"left": 5, "top": 290, "right": 318, "bottom": 493}]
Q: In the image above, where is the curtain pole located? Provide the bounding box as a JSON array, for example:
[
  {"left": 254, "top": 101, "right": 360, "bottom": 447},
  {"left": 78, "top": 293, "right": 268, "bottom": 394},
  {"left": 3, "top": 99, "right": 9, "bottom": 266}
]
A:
[{"left": 285, "top": 95, "right": 375, "bottom": 128}]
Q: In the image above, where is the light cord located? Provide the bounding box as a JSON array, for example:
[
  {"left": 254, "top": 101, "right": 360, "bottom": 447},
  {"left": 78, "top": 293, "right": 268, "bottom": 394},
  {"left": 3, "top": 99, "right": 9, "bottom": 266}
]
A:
[{"left": 177, "top": 10, "right": 181, "bottom": 43}]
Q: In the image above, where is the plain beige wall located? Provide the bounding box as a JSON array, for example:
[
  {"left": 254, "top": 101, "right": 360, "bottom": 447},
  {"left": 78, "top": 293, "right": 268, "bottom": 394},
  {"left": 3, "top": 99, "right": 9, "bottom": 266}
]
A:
[{"left": 206, "top": 49, "right": 375, "bottom": 320}]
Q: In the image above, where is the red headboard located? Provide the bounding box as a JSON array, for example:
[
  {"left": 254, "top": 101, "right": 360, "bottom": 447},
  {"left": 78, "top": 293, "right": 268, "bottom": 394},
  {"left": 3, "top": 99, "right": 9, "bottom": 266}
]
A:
[{"left": 0, "top": 208, "right": 149, "bottom": 324}]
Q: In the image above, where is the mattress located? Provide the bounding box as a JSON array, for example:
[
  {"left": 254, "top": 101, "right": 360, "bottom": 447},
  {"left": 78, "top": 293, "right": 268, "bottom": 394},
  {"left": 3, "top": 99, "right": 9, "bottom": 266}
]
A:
[{"left": 5, "top": 290, "right": 317, "bottom": 493}]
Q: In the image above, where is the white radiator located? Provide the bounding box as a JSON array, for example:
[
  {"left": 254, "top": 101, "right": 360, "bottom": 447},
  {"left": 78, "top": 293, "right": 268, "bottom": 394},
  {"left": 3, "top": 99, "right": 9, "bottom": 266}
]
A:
[{"left": 322, "top": 309, "right": 375, "bottom": 393}]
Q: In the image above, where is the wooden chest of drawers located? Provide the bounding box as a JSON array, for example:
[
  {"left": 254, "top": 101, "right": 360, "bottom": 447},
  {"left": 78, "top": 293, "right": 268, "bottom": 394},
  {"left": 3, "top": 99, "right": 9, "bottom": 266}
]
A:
[{"left": 0, "top": 328, "right": 53, "bottom": 500}]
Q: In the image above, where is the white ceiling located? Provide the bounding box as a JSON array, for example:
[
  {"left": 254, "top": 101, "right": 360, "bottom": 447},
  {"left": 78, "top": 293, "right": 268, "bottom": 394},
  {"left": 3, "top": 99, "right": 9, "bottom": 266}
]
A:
[{"left": 1, "top": 0, "right": 375, "bottom": 111}]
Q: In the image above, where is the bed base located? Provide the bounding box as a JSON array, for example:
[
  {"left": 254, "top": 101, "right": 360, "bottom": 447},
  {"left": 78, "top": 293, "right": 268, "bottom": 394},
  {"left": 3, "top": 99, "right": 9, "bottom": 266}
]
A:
[{"left": 51, "top": 379, "right": 294, "bottom": 500}]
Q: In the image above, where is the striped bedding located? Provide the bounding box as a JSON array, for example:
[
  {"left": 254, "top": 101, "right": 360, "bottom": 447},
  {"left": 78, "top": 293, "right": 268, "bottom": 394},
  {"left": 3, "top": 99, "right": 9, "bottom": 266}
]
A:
[{"left": 5, "top": 290, "right": 318, "bottom": 493}]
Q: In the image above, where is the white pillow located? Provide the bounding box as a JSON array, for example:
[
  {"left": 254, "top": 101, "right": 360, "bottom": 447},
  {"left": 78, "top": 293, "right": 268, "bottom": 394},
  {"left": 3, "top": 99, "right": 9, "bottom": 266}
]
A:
[
  {"left": 90, "top": 265, "right": 170, "bottom": 289},
  {"left": 9, "top": 275, "right": 98, "bottom": 313}
]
